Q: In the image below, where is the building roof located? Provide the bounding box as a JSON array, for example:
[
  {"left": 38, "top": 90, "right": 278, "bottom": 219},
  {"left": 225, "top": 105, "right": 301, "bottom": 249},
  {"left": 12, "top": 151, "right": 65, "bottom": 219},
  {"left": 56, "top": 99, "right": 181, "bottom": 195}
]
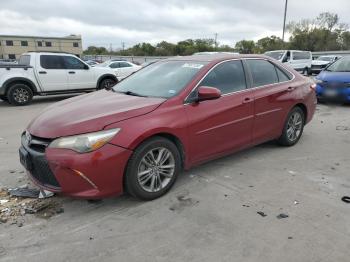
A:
[{"left": 0, "top": 35, "right": 81, "bottom": 40}]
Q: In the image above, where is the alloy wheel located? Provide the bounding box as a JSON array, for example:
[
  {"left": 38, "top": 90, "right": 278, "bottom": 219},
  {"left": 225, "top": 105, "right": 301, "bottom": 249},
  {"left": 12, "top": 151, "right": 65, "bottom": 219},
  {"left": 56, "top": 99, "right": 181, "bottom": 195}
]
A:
[
  {"left": 286, "top": 111, "right": 303, "bottom": 142},
  {"left": 13, "top": 88, "right": 30, "bottom": 103},
  {"left": 137, "top": 147, "right": 175, "bottom": 193}
]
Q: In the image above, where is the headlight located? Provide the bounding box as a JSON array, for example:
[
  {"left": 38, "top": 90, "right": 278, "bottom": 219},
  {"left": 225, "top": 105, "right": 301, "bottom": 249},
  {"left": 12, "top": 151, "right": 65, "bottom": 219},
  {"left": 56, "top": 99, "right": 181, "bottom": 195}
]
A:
[{"left": 49, "top": 128, "right": 120, "bottom": 153}]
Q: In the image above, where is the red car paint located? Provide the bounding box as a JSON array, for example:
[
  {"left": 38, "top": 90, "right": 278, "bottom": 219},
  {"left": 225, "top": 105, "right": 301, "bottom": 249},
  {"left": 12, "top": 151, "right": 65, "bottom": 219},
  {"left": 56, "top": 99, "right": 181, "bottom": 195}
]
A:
[{"left": 22, "top": 54, "right": 316, "bottom": 198}]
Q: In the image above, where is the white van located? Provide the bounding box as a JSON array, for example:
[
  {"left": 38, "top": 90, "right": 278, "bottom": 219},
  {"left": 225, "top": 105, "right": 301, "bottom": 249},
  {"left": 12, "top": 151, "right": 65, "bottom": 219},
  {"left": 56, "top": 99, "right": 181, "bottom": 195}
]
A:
[{"left": 264, "top": 50, "right": 312, "bottom": 75}]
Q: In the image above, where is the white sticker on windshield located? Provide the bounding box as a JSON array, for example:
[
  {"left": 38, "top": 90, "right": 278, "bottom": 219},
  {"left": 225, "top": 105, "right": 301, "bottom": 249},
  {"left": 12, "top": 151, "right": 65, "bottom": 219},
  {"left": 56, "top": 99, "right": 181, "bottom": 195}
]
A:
[
  {"left": 168, "top": 90, "right": 176, "bottom": 94},
  {"left": 182, "top": 63, "right": 204, "bottom": 69}
]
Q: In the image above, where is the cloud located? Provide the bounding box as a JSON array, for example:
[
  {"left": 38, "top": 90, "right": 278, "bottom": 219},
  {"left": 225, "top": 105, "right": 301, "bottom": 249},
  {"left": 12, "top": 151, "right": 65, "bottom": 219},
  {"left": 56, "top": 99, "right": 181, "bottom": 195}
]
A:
[{"left": 0, "top": 0, "right": 349, "bottom": 49}]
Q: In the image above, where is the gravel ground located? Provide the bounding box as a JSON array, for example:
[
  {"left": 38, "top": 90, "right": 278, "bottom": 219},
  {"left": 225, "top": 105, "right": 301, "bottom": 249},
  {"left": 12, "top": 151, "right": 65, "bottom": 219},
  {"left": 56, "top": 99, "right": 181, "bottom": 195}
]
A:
[{"left": 0, "top": 95, "right": 349, "bottom": 262}]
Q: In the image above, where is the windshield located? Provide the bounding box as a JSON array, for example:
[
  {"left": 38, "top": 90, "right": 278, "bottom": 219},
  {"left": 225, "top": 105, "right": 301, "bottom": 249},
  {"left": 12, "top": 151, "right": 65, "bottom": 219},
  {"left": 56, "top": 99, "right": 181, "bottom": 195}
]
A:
[
  {"left": 113, "top": 61, "right": 208, "bottom": 98},
  {"left": 265, "top": 51, "right": 285, "bottom": 60},
  {"left": 317, "top": 56, "right": 333, "bottom": 62},
  {"left": 326, "top": 57, "right": 350, "bottom": 72}
]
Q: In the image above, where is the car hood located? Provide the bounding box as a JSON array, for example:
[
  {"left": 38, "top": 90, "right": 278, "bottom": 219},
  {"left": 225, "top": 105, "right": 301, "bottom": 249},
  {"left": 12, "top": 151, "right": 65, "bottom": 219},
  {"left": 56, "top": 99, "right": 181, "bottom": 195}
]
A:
[
  {"left": 312, "top": 60, "right": 329, "bottom": 66},
  {"left": 316, "top": 70, "right": 350, "bottom": 82},
  {"left": 27, "top": 90, "right": 165, "bottom": 138}
]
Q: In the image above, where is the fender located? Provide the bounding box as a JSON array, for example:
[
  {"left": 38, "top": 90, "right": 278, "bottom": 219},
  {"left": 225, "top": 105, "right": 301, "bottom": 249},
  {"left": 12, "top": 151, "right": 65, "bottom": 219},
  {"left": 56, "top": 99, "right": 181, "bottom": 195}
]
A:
[
  {"left": 96, "top": 74, "right": 118, "bottom": 89},
  {"left": 0, "top": 77, "right": 39, "bottom": 96}
]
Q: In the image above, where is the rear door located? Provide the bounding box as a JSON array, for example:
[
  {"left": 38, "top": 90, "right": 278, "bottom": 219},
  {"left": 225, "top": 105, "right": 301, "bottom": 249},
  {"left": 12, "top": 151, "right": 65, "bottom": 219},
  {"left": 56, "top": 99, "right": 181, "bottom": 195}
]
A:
[
  {"left": 62, "top": 55, "right": 95, "bottom": 90},
  {"left": 245, "top": 59, "right": 294, "bottom": 144},
  {"left": 185, "top": 60, "right": 254, "bottom": 164},
  {"left": 36, "top": 55, "right": 69, "bottom": 91}
]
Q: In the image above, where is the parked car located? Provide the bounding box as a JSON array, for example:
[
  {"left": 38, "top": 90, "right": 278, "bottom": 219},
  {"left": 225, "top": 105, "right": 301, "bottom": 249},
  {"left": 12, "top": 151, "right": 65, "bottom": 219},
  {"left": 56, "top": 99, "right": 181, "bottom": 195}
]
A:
[
  {"left": 311, "top": 55, "right": 340, "bottom": 75},
  {"left": 19, "top": 54, "right": 316, "bottom": 200},
  {"left": 315, "top": 56, "right": 350, "bottom": 103},
  {"left": 265, "top": 50, "right": 312, "bottom": 75},
  {"left": 0, "top": 52, "right": 118, "bottom": 105},
  {"left": 96, "top": 60, "right": 141, "bottom": 80},
  {"left": 84, "top": 60, "right": 100, "bottom": 66}
]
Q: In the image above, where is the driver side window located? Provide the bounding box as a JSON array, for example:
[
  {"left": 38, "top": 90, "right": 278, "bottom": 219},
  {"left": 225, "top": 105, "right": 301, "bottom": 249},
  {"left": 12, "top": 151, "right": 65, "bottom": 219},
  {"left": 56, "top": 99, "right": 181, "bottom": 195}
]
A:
[{"left": 199, "top": 60, "right": 247, "bottom": 95}]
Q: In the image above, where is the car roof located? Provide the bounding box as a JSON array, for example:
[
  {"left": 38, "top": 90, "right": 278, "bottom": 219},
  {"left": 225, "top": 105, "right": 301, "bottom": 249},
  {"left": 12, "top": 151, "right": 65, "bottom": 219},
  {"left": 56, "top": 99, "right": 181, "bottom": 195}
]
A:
[{"left": 166, "top": 54, "right": 270, "bottom": 63}]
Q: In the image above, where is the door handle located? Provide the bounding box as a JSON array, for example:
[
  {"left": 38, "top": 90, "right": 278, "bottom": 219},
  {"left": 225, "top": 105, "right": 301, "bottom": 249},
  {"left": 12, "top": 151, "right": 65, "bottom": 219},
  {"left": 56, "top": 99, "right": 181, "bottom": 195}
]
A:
[
  {"left": 287, "top": 86, "right": 295, "bottom": 92},
  {"left": 242, "top": 97, "right": 253, "bottom": 104},
  {"left": 38, "top": 71, "right": 47, "bottom": 74},
  {"left": 68, "top": 71, "right": 76, "bottom": 74}
]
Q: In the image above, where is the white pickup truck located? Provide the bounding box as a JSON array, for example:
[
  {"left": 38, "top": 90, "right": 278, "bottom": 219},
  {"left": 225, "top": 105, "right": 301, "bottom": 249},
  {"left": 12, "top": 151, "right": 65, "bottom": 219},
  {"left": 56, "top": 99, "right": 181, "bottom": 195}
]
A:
[{"left": 0, "top": 52, "right": 118, "bottom": 105}]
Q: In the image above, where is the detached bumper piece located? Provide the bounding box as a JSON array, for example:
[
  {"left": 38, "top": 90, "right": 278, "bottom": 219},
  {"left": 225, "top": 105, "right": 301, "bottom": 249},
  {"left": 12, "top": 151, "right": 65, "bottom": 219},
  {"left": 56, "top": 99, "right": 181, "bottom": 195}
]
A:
[{"left": 19, "top": 133, "right": 60, "bottom": 189}]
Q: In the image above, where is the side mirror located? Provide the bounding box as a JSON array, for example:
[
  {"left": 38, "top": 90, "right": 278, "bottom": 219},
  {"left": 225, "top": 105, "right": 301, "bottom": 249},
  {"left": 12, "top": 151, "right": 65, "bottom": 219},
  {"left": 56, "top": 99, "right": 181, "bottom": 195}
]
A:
[{"left": 197, "top": 86, "right": 221, "bottom": 102}]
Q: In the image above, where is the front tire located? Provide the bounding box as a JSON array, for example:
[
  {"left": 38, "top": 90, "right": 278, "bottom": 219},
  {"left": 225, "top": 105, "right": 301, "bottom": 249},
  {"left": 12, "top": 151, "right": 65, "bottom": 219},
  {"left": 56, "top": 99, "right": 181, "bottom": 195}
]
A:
[
  {"left": 99, "top": 78, "right": 117, "bottom": 90},
  {"left": 125, "top": 137, "right": 181, "bottom": 200},
  {"left": 7, "top": 84, "right": 33, "bottom": 106},
  {"left": 277, "top": 107, "right": 305, "bottom": 146}
]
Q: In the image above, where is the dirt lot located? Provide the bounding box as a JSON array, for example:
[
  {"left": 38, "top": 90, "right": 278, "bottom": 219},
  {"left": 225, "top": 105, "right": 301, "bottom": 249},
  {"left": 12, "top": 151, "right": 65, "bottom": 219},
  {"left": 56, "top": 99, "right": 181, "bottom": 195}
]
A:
[{"left": 0, "top": 95, "right": 350, "bottom": 262}]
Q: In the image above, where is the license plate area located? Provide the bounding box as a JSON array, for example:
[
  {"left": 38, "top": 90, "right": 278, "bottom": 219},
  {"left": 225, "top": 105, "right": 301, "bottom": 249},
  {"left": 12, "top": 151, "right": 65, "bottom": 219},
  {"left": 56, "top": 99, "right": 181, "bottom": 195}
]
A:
[
  {"left": 19, "top": 147, "right": 33, "bottom": 171},
  {"left": 324, "top": 89, "right": 338, "bottom": 97}
]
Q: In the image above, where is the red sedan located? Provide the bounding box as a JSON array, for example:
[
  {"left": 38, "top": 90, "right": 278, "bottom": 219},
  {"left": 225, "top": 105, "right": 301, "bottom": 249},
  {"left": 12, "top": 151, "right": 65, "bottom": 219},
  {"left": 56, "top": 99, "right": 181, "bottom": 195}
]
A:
[{"left": 19, "top": 54, "right": 316, "bottom": 200}]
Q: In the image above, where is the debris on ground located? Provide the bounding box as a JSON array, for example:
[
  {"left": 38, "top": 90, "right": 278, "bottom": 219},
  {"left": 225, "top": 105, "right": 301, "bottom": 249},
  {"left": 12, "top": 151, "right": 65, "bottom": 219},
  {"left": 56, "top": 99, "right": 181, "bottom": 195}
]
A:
[
  {"left": 336, "top": 125, "right": 350, "bottom": 131},
  {"left": 294, "top": 200, "right": 299, "bottom": 205},
  {"left": 8, "top": 188, "right": 40, "bottom": 198},
  {"left": 341, "top": 196, "right": 350, "bottom": 203},
  {"left": 257, "top": 211, "right": 267, "bottom": 217},
  {"left": 0, "top": 188, "right": 63, "bottom": 226},
  {"left": 277, "top": 213, "right": 289, "bottom": 219}
]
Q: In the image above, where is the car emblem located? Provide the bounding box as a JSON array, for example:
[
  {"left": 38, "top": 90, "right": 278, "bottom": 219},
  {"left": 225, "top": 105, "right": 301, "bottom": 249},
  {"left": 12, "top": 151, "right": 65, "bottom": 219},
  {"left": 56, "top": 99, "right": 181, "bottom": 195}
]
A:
[{"left": 26, "top": 131, "right": 32, "bottom": 146}]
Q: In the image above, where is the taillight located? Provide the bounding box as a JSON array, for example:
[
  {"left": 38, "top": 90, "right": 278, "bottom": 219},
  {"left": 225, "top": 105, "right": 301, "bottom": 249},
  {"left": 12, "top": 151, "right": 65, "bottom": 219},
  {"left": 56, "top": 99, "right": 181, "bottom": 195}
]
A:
[{"left": 310, "top": 83, "right": 316, "bottom": 91}]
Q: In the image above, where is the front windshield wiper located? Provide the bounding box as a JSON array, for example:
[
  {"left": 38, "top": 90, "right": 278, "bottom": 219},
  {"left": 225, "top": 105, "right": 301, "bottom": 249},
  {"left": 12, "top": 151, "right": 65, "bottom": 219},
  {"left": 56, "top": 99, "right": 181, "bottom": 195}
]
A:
[{"left": 118, "top": 90, "right": 148, "bottom": 97}]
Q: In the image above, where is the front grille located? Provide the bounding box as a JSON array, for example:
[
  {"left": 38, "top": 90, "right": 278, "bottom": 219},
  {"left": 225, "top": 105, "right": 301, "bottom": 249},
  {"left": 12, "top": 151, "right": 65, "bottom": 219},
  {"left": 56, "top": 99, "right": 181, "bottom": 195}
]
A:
[{"left": 21, "top": 133, "right": 60, "bottom": 188}]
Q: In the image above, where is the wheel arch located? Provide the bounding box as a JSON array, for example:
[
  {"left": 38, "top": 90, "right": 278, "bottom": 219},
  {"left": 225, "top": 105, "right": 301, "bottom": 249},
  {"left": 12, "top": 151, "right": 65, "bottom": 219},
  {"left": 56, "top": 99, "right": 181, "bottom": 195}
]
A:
[
  {"left": 96, "top": 74, "right": 118, "bottom": 89},
  {"left": 122, "top": 132, "right": 186, "bottom": 194},
  {"left": 293, "top": 103, "right": 307, "bottom": 121},
  {"left": 3, "top": 77, "right": 38, "bottom": 95}
]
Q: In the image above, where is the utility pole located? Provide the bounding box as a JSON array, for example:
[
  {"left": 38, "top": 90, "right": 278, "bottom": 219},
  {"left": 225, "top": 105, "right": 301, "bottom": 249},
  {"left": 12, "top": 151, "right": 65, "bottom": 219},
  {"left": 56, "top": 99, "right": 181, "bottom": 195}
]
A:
[
  {"left": 282, "top": 0, "right": 288, "bottom": 42},
  {"left": 109, "top": 43, "right": 113, "bottom": 53},
  {"left": 214, "top": 33, "right": 218, "bottom": 50},
  {"left": 121, "top": 41, "right": 125, "bottom": 51}
]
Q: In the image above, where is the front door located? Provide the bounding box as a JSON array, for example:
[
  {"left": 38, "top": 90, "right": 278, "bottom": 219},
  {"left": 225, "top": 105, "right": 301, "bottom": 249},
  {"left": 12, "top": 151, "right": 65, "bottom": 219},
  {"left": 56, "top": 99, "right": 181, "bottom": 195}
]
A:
[
  {"left": 185, "top": 60, "right": 254, "bottom": 164},
  {"left": 62, "top": 56, "right": 95, "bottom": 90}
]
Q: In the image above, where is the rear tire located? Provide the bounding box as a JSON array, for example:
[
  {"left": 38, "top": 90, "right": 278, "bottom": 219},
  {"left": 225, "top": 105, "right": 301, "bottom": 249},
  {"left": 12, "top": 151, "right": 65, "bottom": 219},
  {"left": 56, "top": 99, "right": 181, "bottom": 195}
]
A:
[
  {"left": 7, "top": 84, "right": 33, "bottom": 106},
  {"left": 0, "top": 95, "right": 8, "bottom": 102},
  {"left": 99, "top": 78, "right": 117, "bottom": 90},
  {"left": 277, "top": 107, "right": 305, "bottom": 146},
  {"left": 124, "top": 136, "right": 181, "bottom": 200}
]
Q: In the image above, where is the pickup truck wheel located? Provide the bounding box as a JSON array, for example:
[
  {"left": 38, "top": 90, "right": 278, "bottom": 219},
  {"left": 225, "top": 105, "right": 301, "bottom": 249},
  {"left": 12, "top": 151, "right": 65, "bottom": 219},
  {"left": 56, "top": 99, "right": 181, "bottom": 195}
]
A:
[
  {"left": 7, "top": 84, "right": 33, "bottom": 106},
  {"left": 99, "top": 78, "right": 117, "bottom": 90}
]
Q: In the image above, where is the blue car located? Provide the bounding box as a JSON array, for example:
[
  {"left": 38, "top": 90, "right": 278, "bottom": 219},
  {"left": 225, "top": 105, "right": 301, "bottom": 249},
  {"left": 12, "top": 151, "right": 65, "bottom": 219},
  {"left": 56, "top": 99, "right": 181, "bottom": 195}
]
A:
[{"left": 315, "top": 56, "right": 350, "bottom": 103}]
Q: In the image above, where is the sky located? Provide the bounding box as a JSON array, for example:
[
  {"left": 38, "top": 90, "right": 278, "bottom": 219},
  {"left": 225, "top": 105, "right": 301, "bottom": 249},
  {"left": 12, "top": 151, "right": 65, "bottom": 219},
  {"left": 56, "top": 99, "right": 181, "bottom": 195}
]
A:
[{"left": 0, "top": 0, "right": 349, "bottom": 50}]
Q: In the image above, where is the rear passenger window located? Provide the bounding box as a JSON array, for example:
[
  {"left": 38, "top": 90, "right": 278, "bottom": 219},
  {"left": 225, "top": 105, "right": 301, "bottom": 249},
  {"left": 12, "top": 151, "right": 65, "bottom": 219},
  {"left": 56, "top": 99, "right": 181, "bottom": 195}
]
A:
[
  {"left": 40, "top": 55, "right": 65, "bottom": 69},
  {"left": 246, "top": 60, "right": 278, "bottom": 87},
  {"left": 275, "top": 66, "right": 291, "bottom": 82},
  {"left": 199, "top": 60, "right": 246, "bottom": 94}
]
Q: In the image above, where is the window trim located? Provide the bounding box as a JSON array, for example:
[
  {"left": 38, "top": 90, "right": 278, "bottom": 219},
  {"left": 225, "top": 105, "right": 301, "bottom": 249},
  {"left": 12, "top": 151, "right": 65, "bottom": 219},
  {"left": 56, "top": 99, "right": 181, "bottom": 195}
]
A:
[
  {"left": 243, "top": 58, "right": 295, "bottom": 89},
  {"left": 184, "top": 58, "right": 250, "bottom": 104},
  {"left": 184, "top": 58, "right": 295, "bottom": 105}
]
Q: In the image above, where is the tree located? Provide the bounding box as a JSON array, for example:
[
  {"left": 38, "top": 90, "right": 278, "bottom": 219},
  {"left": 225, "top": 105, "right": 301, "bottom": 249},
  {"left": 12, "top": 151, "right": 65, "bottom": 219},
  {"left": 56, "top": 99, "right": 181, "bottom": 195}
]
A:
[
  {"left": 234, "top": 40, "right": 255, "bottom": 54},
  {"left": 255, "top": 36, "right": 285, "bottom": 53},
  {"left": 83, "top": 46, "right": 108, "bottom": 55}
]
